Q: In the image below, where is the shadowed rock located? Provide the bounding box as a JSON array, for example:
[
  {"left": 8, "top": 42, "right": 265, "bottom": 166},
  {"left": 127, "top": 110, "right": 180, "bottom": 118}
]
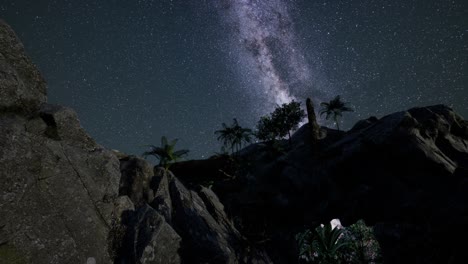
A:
[
  {"left": 100, "top": 146, "right": 271, "bottom": 264},
  {"left": 150, "top": 167, "right": 173, "bottom": 224},
  {"left": 0, "top": 20, "right": 120, "bottom": 264},
  {"left": 171, "top": 104, "right": 468, "bottom": 263},
  {"left": 114, "top": 203, "right": 182, "bottom": 264},
  {"left": 119, "top": 156, "right": 154, "bottom": 207}
]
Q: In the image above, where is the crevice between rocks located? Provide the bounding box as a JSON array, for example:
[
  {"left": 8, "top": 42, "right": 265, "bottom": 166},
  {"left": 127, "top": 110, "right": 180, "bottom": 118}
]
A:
[
  {"left": 39, "top": 112, "right": 60, "bottom": 140},
  {"left": 59, "top": 142, "right": 110, "bottom": 229}
]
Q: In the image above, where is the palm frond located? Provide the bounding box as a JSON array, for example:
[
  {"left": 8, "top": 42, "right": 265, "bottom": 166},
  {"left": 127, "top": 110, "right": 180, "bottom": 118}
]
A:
[
  {"left": 170, "top": 138, "right": 178, "bottom": 147},
  {"left": 141, "top": 144, "right": 158, "bottom": 149},
  {"left": 143, "top": 136, "right": 189, "bottom": 169},
  {"left": 319, "top": 109, "right": 328, "bottom": 117},
  {"left": 320, "top": 102, "right": 330, "bottom": 107},
  {"left": 341, "top": 106, "right": 354, "bottom": 112},
  {"left": 173, "top": 149, "right": 189, "bottom": 157}
]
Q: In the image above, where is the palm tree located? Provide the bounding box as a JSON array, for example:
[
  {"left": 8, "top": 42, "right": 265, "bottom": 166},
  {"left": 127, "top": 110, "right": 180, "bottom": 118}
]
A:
[
  {"left": 232, "top": 119, "right": 253, "bottom": 153},
  {"left": 319, "top": 95, "right": 354, "bottom": 130},
  {"left": 215, "top": 121, "right": 236, "bottom": 154},
  {"left": 142, "top": 136, "right": 189, "bottom": 170},
  {"left": 215, "top": 119, "right": 252, "bottom": 154}
]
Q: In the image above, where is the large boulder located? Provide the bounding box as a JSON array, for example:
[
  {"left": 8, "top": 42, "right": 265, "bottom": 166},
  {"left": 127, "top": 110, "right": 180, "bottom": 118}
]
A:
[
  {"left": 0, "top": 20, "right": 120, "bottom": 263},
  {"left": 169, "top": 176, "right": 243, "bottom": 263},
  {"left": 110, "top": 202, "right": 182, "bottom": 264},
  {"left": 166, "top": 170, "right": 270, "bottom": 264}
]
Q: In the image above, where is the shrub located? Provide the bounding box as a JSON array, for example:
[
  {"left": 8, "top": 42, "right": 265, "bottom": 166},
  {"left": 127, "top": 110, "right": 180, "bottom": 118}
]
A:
[{"left": 296, "top": 219, "right": 382, "bottom": 263}]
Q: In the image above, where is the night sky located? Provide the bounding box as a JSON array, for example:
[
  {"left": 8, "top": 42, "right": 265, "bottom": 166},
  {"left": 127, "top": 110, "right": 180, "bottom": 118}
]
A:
[{"left": 1, "top": 0, "right": 466, "bottom": 158}]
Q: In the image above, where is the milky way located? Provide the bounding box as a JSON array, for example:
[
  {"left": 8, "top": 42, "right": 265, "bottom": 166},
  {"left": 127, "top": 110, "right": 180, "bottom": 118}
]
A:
[
  {"left": 216, "top": 0, "right": 324, "bottom": 112},
  {"left": 4, "top": 0, "right": 464, "bottom": 159}
]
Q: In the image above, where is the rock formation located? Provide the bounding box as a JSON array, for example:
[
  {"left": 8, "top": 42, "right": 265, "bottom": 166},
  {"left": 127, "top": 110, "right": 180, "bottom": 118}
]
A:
[
  {"left": 111, "top": 159, "right": 270, "bottom": 263},
  {"left": 0, "top": 19, "right": 120, "bottom": 263},
  {"left": 173, "top": 104, "right": 468, "bottom": 263},
  {"left": 2, "top": 18, "right": 467, "bottom": 264},
  {"left": 305, "top": 97, "right": 320, "bottom": 144},
  {"left": 0, "top": 20, "right": 268, "bottom": 264}
]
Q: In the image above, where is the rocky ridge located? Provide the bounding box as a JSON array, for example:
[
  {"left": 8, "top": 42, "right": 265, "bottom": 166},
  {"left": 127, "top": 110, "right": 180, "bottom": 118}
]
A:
[
  {"left": 172, "top": 104, "right": 468, "bottom": 263},
  {"left": 1, "top": 18, "right": 468, "bottom": 264},
  {"left": 0, "top": 20, "right": 267, "bottom": 264},
  {"left": 0, "top": 19, "right": 119, "bottom": 263}
]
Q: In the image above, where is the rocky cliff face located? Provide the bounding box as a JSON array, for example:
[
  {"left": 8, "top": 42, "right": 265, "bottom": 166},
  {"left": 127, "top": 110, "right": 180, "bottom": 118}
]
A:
[
  {"left": 172, "top": 105, "right": 468, "bottom": 263},
  {"left": 0, "top": 20, "right": 268, "bottom": 264},
  {"left": 110, "top": 160, "right": 270, "bottom": 264},
  {"left": 0, "top": 19, "right": 120, "bottom": 264}
]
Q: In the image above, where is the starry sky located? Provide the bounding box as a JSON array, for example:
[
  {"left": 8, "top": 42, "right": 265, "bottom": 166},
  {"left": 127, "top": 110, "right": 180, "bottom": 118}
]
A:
[{"left": 1, "top": 0, "right": 466, "bottom": 158}]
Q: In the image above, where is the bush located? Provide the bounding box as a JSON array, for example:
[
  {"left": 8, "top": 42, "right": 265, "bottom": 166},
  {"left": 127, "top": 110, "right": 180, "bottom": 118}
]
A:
[{"left": 296, "top": 219, "right": 382, "bottom": 263}]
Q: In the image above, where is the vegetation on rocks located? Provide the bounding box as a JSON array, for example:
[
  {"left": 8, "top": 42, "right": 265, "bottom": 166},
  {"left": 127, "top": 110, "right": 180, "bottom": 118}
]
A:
[
  {"left": 296, "top": 220, "right": 381, "bottom": 264},
  {"left": 215, "top": 118, "right": 253, "bottom": 154},
  {"left": 143, "top": 136, "right": 189, "bottom": 170},
  {"left": 256, "top": 100, "right": 306, "bottom": 145},
  {"left": 319, "top": 95, "right": 354, "bottom": 130}
]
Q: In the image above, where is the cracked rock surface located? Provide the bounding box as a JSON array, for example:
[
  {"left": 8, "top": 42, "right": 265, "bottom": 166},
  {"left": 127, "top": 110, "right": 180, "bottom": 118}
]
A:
[
  {"left": 110, "top": 161, "right": 271, "bottom": 264},
  {"left": 0, "top": 20, "right": 120, "bottom": 264}
]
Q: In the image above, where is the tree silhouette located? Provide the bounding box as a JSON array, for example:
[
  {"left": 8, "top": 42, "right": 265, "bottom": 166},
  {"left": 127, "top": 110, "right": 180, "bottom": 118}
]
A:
[
  {"left": 273, "top": 100, "right": 306, "bottom": 142},
  {"left": 215, "top": 121, "right": 236, "bottom": 154},
  {"left": 142, "top": 136, "right": 189, "bottom": 170},
  {"left": 319, "top": 96, "right": 354, "bottom": 131},
  {"left": 256, "top": 100, "right": 305, "bottom": 146},
  {"left": 215, "top": 118, "right": 252, "bottom": 154},
  {"left": 232, "top": 120, "right": 253, "bottom": 153},
  {"left": 256, "top": 116, "right": 277, "bottom": 142}
]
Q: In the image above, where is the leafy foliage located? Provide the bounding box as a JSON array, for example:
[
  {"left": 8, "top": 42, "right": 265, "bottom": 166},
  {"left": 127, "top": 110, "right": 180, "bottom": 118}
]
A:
[
  {"left": 297, "top": 221, "right": 348, "bottom": 263},
  {"left": 142, "top": 136, "right": 189, "bottom": 170},
  {"left": 215, "top": 118, "right": 253, "bottom": 154},
  {"left": 340, "top": 220, "right": 382, "bottom": 263},
  {"left": 256, "top": 116, "right": 277, "bottom": 142},
  {"left": 319, "top": 96, "right": 354, "bottom": 130},
  {"left": 296, "top": 220, "right": 382, "bottom": 264},
  {"left": 256, "top": 100, "right": 306, "bottom": 144}
]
